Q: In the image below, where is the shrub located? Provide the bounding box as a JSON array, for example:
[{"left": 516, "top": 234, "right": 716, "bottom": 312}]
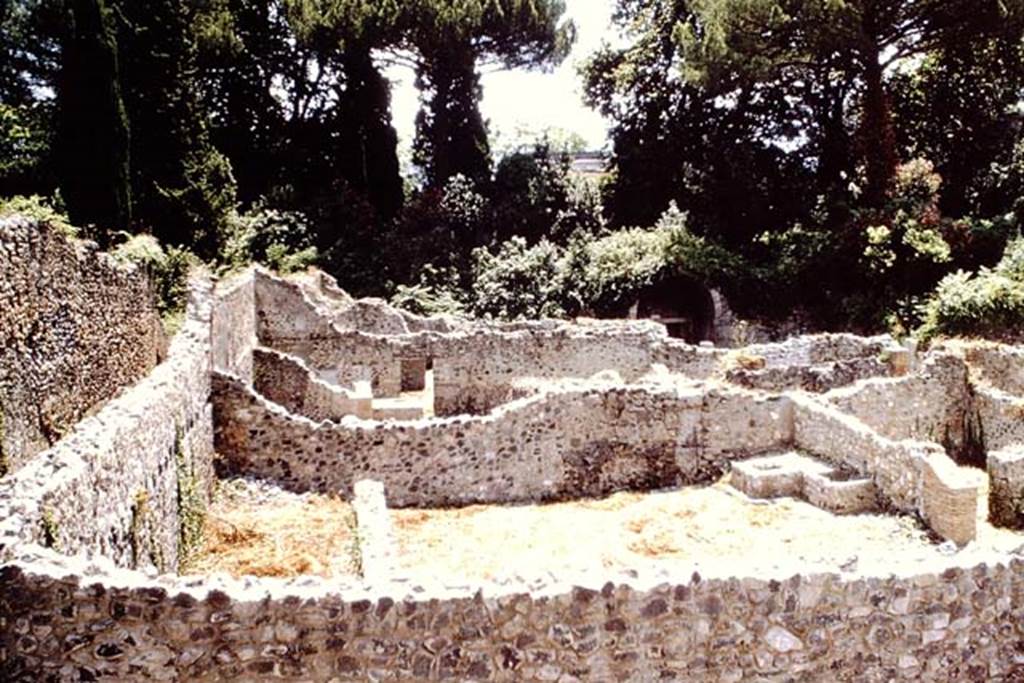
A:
[
  {"left": 490, "top": 143, "right": 605, "bottom": 245},
  {"left": 112, "top": 234, "right": 196, "bottom": 326},
  {"left": 918, "top": 239, "right": 1024, "bottom": 341},
  {"left": 0, "top": 194, "right": 75, "bottom": 237},
  {"left": 470, "top": 237, "right": 567, "bottom": 320},
  {"left": 220, "top": 203, "right": 318, "bottom": 274}
]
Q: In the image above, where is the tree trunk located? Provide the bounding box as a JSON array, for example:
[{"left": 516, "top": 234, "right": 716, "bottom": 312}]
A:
[{"left": 859, "top": 8, "right": 898, "bottom": 208}]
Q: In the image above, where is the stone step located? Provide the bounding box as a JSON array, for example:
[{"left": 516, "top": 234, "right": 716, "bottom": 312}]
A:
[
  {"left": 731, "top": 451, "right": 877, "bottom": 515},
  {"left": 372, "top": 397, "right": 425, "bottom": 421}
]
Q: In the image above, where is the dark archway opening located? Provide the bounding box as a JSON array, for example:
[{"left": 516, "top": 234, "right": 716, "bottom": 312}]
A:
[{"left": 635, "top": 276, "right": 716, "bottom": 343}]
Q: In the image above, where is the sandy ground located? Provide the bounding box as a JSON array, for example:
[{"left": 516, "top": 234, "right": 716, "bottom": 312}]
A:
[
  {"left": 189, "top": 478, "right": 360, "bottom": 578},
  {"left": 391, "top": 476, "right": 1024, "bottom": 583},
  {"left": 189, "top": 473, "right": 1024, "bottom": 582}
]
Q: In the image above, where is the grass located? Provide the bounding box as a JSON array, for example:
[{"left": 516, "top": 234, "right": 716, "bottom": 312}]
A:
[{"left": 188, "top": 485, "right": 359, "bottom": 578}]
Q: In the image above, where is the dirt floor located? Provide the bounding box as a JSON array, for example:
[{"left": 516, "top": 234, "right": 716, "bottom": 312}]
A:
[
  {"left": 188, "top": 478, "right": 360, "bottom": 578},
  {"left": 391, "top": 475, "right": 1024, "bottom": 583},
  {"left": 188, "top": 473, "right": 1024, "bottom": 582}
]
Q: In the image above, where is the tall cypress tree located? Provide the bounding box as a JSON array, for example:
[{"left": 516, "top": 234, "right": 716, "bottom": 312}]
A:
[
  {"left": 413, "top": 38, "right": 491, "bottom": 188},
  {"left": 115, "top": 0, "right": 236, "bottom": 257},
  {"left": 336, "top": 41, "right": 404, "bottom": 219},
  {"left": 285, "top": 0, "right": 405, "bottom": 219},
  {"left": 55, "top": 0, "right": 131, "bottom": 239}
]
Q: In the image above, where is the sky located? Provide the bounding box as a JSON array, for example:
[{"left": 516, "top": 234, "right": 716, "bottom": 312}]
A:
[{"left": 384, "top": 0, "right": 618, "bottom": 156}]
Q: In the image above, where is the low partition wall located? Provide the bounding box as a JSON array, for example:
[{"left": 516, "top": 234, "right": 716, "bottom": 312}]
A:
[
  {"left": 211, "top": 270, "right": 257, "bottom": 383},
  {"left": 213, "top": 374, "right": 790, "bottom": 507},
  {"left": 0, "top": 278, "right": 216, "bottom": 573},
  {"left": 958, "top": 342, "right": 1024, "bottom": 395},
  {"left": 725, "top": 357, "right": 891, "bottom": 394},
  {"left": 975, "top": 385, "right": 1024, "bottom": 453},
  {"left": 792, "top": 395, "right": 979, "bottom": 545},
  {"left": 252, "top": 347, "right": 372, "bottom": 421},
  {"left": 823, "top": 354, "right": 973, "bottom": 455},
  {"left": 2, "top": 539, "right": 1023, "bottom": 681}
]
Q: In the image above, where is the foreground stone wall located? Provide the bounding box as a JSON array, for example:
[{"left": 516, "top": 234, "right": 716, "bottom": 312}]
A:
[
  {"left": 0, "top": 217, "right": 164, "bottom": 474},
  {"left": 214, "top": 374, "right": 789, "bottom": 507},
  {"left": 3, "top": 543, "right": 1024, "bottom": 681},
  {"left": 0, "top": 277, "right": 216, "bottom": 573}
]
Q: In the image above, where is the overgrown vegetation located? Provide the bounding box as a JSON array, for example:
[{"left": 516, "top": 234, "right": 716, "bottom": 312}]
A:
[
  {"left": 174, "top": 426, "right": 205, "bottom": 571},
  {"left": 40, "top": 505, "right": 60, "bottom": 551},
  {"left": 918, "top": 240, "right": 1024, "bottom": 342},
  {"left": 130, "top": 488, "right": 166, "bottom": 572},
  {"left": 0, "top": 194, "right": 76, "bottom": 237},
  {"left": 0, "top": 396, "right": 7, "bottom": 478},
  {"left": 112, "top": 234, "right": 196, "bottom": 331},
  {"left": 3, "top": 0, "right": 1024, "bottom": 337}
]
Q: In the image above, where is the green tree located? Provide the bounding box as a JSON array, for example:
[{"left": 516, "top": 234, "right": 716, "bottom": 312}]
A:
[
  {"left": 55, "top": 0, "right": 132, "bottom": 237},
  {"left": 891, "top": 25, "right": 1024, "bottom": 221},
  {"left": 678, "top": 0, "right": 1020, "bottom": 207},
  {"left": 0, "top": 0, "right": 62, "bottom": 196},
  {"left": 582, "top": 0, "right": 815, "bottom": 245},
  {"left": 286, "top": 0, "right": 404, "bottom": 218},
  {"left": 115, "top": 0, "right": 236, "bottom": 257}
]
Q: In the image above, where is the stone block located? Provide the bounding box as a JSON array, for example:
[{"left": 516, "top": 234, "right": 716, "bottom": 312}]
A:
[
  {"left": 352, "top": 479, "right": 396, "bottom": 580},
  {"left": 988, "top": 445, "right": 1024, "bottom": 529},
  {"left": 803, "top": 471, "right": 877, "bottom": 514},
  {"left": 919, "top": 452, "right": 979, "bottom": 546}
]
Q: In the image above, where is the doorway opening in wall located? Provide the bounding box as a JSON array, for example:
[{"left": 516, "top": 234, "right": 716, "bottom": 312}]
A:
[
  {"left": 635, "top": 276, "right": 716, "bottom": 343},
  {"left": 394, "top": 357, "right": 434, "bottom": 418},
  {"left": 401, "top": 358, "right": 427, "bottom": 391}
]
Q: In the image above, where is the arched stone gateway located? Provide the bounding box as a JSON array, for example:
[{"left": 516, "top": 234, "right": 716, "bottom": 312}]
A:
[{"left": 634, "top": 275, "right": 716, "bottom": 343}]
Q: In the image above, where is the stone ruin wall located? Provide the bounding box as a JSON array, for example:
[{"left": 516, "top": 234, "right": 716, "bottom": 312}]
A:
[
  {"left": 252, "top": 269, "right": 902, "bottom": 415},
  {"left": 4, "top": 543, "right": 1024, "bottom": 682},
  {"left": 0, "top": 217, "right": 165, "bottom": 474},
  {"left": 3, "top": 250, "right": 1024, "bottom": 680},
  {"left": 822, "top": 353, "right": 974, "bottom": 453},
  {"left": 213, "top": 373, "right": 791, "bottom": 507},
  {"left": 0, "top": 275, "right": 217, "bottom": 575},
  {"left": 211, "top": 271, "right": 256, "bottom": 383},
  {"left": 251, "top": 347, "right": 372, "bottom": 421}
]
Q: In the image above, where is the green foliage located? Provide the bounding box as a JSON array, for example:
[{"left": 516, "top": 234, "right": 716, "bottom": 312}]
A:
[
  {"left": 220, "top": 204, "right": 319, "bottom": 274},
  {"left": 130, "top": 489, "right": 166, "bottom": 571},
  {"left": 40, "top": 506, "right": 60, "bottom": 551},
  {"left": 918, "top": 239, "right": 1024, "bottom": 341},
  {"left": 470, "top": 237, "right": 566, "bottom": 319},
  {"left": 0, "top": 396, "right": 7, "bottom": 478},
  {"left": 116, "top": 0, "right": 237, "bottom": 258},
  {"left": 112, "top": 234, "right": 196, "bottom": 324},
  {"left": 393, "top": 203, "right": 743, "bottom": 321},
  {"left": 409, "top": 0, "right": 574, "bottom": 186},
  {"left": 56, "top": 0, "right": 132, "bottom": 239},
  {"left": 390, "top": 264, "right": 469, "bottom": 318},
  {"left": 0, "top": 194, "right": 75, "bottom": 237},
  {"left": 174, "top": 425, "right": 205, "bottom": 571},
  {"left": 490, "top": 142, "right": 605, "bottom": 244},
  {"left": 0, "top": 101, "right": 53, "bottom": 193}
]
